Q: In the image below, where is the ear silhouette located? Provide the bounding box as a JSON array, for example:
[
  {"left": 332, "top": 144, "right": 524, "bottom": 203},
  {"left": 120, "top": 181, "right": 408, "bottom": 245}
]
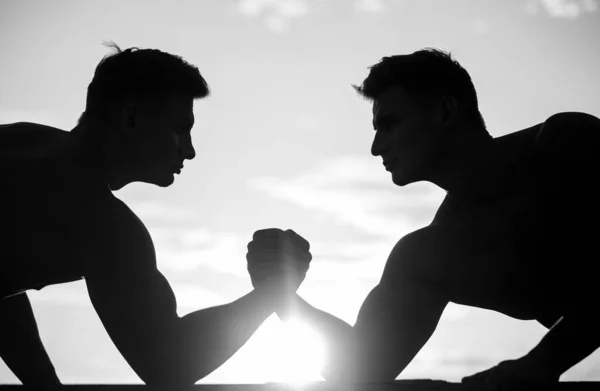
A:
[
  {"left": 119, "top": 101, "right": 137, "bottom": 137},
  {"left": 439, "top": 96, "right": 459, "bottom": 129}
]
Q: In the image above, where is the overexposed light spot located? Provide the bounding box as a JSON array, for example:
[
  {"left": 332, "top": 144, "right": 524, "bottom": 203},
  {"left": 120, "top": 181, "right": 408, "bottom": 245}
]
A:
[
  {"left": 270, "top": 319, "right": 325, "bottom": 383},
  {"left": 201, "top": 316, "right": 324, "bottom": 383}
]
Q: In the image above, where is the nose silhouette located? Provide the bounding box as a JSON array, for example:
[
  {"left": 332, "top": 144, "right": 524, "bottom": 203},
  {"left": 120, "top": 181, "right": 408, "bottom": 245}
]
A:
[
  {"left": 185, "top": 144, "right": 196, "bottom": 160},
  {"left": 371, "top": 131, "right": 386, "bottom": 157},
  {"left": 180, "top": 136, "right": 196, "bottom": 161}
]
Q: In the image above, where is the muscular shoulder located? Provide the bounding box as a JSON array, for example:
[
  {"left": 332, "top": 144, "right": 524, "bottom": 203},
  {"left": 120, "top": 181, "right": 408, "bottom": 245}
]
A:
[
  {"left": 85, "top": 197, "right": 157, "bottom": 277},
  {"left": 380, "top": 225, "right": 447, "bottom": 288},
  {"left": 0, "top": 122, "right": 68, "bottom": 158},
  {"left": 535, "top": 112, "right": 600, "bottom": 153}
]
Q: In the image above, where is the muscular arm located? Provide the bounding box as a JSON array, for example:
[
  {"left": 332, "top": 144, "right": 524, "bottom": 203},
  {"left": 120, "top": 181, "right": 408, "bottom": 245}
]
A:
[
  {"left": 0, "top": 293, "right": 60, "bottom": 385},
  {"left": 87, "top": 273, "right": 276, "bottom": 385},
  {"left": 281, "top": 235, "right": 448, "bottom": 382},
  {"left": 525, "top": 315, "right": 600, "bottom": 380},
  {"left": 86, "top": 201, "right": 276, "bottom": 385},
  {"left": 524, "top": 111, "right": 600, "bottom": 376}
]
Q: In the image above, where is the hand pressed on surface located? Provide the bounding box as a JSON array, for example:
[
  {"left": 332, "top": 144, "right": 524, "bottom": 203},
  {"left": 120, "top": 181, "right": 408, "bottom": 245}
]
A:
[{"left": 462, "top": 356, "right": 560, "bottom": 391}]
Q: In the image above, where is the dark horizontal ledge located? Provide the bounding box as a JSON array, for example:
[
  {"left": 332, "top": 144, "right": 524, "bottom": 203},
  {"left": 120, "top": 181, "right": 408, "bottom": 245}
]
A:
[{"left": 1, "top": 380, "right": 599, "bottom": 391}]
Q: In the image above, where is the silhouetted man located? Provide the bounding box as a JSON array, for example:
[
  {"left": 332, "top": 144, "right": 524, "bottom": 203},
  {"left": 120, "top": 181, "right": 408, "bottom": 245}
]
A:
[
  {"left": 0, "top": 43, "right": 309, "bottom": 386},
  {"left": 247, "top": 48, "right": 600, "bottom": 388}
]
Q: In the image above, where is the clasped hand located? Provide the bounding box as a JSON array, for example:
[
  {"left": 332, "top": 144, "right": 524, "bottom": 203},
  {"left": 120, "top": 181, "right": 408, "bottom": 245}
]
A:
[{"left": 246, "top": 228, "right": 312, "bottom": 295}]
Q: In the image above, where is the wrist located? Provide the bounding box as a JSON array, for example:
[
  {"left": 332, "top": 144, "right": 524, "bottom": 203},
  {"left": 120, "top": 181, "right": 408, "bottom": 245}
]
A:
[
  {"left": 251, "top": 285, "right": 293, "bottom": 311},
  {"left": 274, "top": 293, "right": 302, "bottom": 321},
  {"left": 523, "top": 348, "right": 562, "bottom": 381}
]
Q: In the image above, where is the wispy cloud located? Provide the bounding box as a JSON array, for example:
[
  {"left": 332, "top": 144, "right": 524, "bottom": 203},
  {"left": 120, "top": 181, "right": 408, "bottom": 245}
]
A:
[
  {"left": 146, "top": 224, "right": 248, "bottom": 278},
  {"left": 234, "top": 0, "right": 392, "bottom": 32},
  {"left": 171, "top": 283, "right": 227, "bottom": 313},
  {"left": 236, "top": 0, "right": 310, "bottom": 33},
  {"left": 354, "top": 0, "right": 386, "bottom": 14},
  {"left": 525, "top": 0, "right": 598, "bottom": 18},
  {"left": 128, "top": 201, "right": 199, "bottom": 223},
  {"left": 248, "top": 154, "right": 446, "bottom": 240}
]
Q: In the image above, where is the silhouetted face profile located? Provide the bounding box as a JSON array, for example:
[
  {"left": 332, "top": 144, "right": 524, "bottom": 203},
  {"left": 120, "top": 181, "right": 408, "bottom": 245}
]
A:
[
  {"left": 121, "top": 93, "right": 196, "bottom": 187},
  {"left": 371, "top": 86, "right": 442, "bottom": 186}
]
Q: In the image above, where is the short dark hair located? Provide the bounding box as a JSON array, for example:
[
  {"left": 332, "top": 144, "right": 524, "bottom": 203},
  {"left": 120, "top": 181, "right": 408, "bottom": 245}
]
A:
[
  {"left": 353, "top": 48, "right": 486, "bottom": 131},
  {"left": 79, "top": 42, "right": 210, "bottom": 124}
]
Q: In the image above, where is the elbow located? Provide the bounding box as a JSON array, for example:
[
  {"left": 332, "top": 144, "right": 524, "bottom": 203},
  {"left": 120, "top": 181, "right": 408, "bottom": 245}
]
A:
[
  {"left": 130, "top": 344, "right": 205, "bottom": 386},
  {"left": 137, "top": 365, "right": 199, "bottom": 387}
]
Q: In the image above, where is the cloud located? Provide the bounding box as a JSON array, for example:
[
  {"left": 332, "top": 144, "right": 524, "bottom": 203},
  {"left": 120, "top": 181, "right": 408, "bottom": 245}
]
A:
[
  {"left": 525, "top": 0, "right": 598, "bottom": 18},
  {"left": 248, "top": 154, "right": 446, "bottom": 241},
  {"left": 234, "top": 0, "right": 392, "bottom": 32},
  {"left": 152, "top": 226, "right": 249, "bottom": 276},
  {"left": 354, "top": 0, "right": 386, "bottom": 13},
  {"left": 171, "top": 283, "right": 227, "bottom": 314},
  {"left": 236, "top": 0, "right": 310, "bottom": 33},
  {"left": 128, "top": 201, "right": 199, "bottom": 223}
]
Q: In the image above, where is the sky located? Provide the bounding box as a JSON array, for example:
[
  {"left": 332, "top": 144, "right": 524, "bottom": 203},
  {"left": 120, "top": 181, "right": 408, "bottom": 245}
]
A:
[{"left": 1, "top": 0, "right": 600, "bottom": 384}]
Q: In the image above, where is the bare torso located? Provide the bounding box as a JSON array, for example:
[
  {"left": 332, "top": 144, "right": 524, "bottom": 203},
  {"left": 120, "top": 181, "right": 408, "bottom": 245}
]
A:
[
  {"left": 385, "top": 114, "right": 600, "bottom": 326},
  {"left": 1, "top": 122, "right": 114, "bottom": 298}
]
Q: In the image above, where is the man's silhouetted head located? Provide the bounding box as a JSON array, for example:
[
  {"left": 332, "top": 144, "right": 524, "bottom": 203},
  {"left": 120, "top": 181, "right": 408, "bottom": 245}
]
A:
[
  {"left": 355, "top": 48, "right": 489, "bottom": 186},
  {"left": 76, "top": 42, "right": 209, "bottom": 189}
]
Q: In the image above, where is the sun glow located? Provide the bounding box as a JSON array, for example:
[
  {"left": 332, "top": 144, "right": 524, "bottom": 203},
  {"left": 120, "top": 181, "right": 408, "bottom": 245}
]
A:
[
  {"left": 267, "top": 319, "right": 326, "bottom": 383},
  {"left": 205, "top": 315, "right": 326, "bottom": 384}
]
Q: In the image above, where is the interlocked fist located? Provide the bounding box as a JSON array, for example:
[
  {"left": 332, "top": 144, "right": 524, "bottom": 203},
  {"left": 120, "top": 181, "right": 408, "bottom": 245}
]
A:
[{"left": 246, "top": 228, "right": 312, "bottom": 293}]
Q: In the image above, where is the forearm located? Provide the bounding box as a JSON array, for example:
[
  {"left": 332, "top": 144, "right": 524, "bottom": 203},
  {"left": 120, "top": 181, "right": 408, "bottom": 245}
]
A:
[
  {"left": 280, "top": 282, "right": 444, "bottom": 382},
  {"left": 168, "top": 288, "right": 277, "bottom": 383},
  {"left": 525, "top": 315, "right": 600, "bottom": 379},
  {"left": 0, "top": 293, "right": 60, "bottom": 385}
]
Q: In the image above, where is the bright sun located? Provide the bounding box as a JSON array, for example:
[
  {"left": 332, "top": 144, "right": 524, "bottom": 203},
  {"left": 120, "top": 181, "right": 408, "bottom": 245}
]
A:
[
  {"left": 266, "top": 318, "right": 326, "bottom": 383},
  {"left": 205, "top": 315, "right": 326, "bottom": 384}
]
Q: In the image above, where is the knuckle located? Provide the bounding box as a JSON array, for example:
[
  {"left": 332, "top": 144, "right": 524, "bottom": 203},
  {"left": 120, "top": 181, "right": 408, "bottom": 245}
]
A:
[{"left": 253, "top": 228, "right": 284, "bottom": 240}]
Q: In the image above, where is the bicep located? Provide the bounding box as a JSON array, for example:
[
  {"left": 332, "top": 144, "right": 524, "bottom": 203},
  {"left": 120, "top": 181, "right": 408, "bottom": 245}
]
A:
[
  {"left": 84, "top": 200, "right": 180, "bottom": 382},
  {"left": 348, "top": 281, "right": 447, "bottom": 381},
  {"left": 86, "top": 267, "right": 180, "bottom": 380},
  {"left": 350, "top": 233, "right": 449, "bottom": 379}
]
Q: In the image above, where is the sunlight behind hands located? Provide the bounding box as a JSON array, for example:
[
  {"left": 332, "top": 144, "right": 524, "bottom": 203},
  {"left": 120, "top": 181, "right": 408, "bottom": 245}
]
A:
[
  {"left": 205, "top": 315, "right": 325, "bottom": 384},
  {"left": 267, "top": 318, "right": 325, "bottom": 383}
]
